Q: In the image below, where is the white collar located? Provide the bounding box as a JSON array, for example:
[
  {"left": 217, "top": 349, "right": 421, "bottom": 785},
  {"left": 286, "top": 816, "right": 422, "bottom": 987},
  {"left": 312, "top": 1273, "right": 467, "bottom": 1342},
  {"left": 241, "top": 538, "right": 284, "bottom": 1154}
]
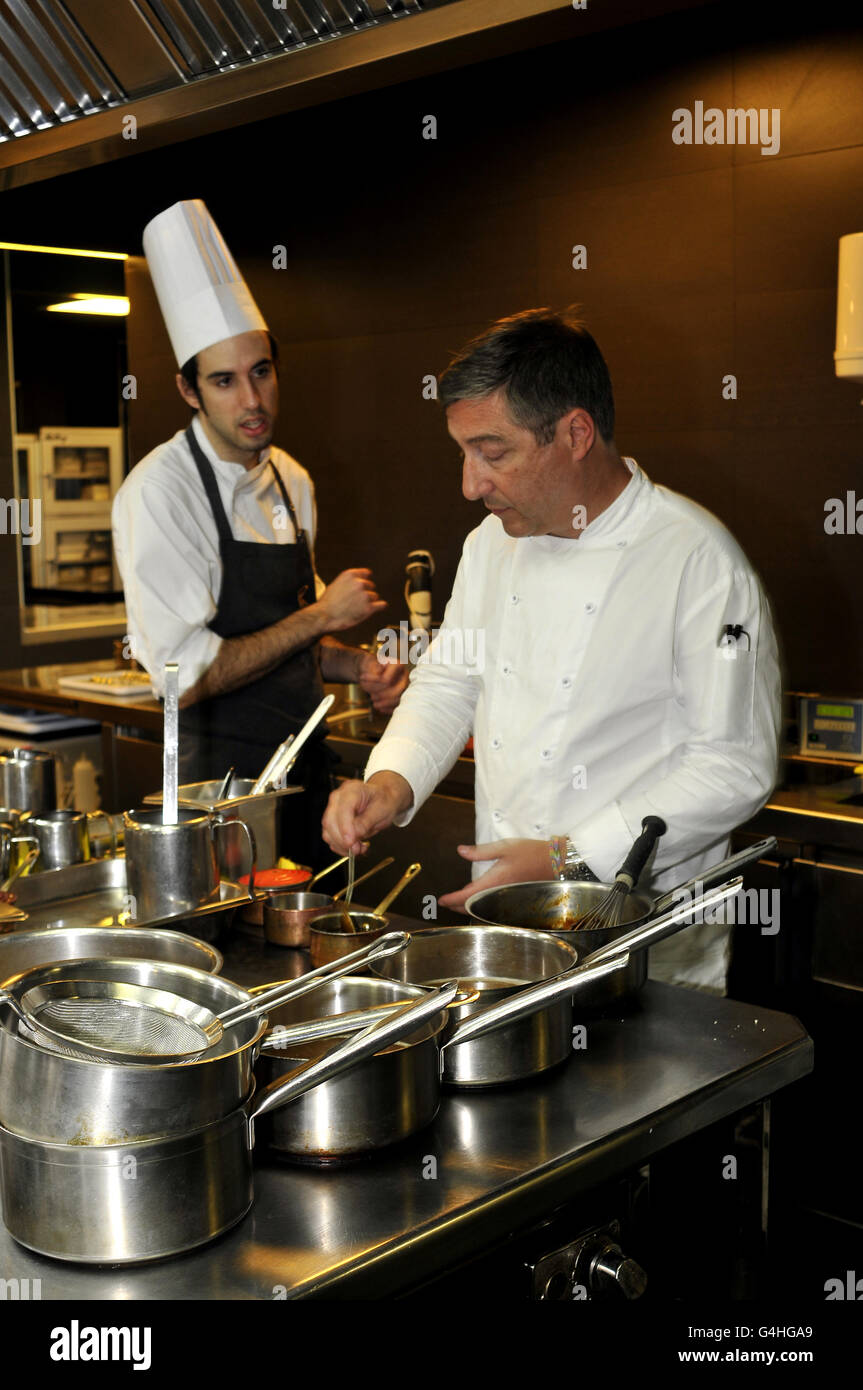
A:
[
  {"left": 580, "top": 456, "right": 646, "bottom": 539},
  {"left": 526, "top": 458, "right": 648, "bottom": 551},
  {"left": 190, "top": 414, "right": 273, "bottom": 489}
]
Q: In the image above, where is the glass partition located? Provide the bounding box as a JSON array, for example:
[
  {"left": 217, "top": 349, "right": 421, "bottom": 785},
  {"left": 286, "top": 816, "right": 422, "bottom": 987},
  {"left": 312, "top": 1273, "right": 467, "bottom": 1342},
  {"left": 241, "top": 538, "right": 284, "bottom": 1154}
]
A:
[{"left": 3, "top": 243, "right": 130, "bottom": 644}]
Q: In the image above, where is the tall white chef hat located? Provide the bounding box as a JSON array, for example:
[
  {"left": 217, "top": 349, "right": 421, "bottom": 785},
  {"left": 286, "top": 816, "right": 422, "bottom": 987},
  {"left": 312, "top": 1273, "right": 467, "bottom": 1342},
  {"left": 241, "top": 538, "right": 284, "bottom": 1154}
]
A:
[{"left": 142, "top": 199, "right": 268, "bottom": 366}]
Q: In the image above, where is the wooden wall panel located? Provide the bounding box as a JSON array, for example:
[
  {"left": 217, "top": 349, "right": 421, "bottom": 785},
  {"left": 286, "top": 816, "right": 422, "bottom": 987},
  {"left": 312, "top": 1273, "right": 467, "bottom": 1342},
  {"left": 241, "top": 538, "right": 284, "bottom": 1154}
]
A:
[{"left": 1, "top": 2, "right": 861, "bottom": 689}]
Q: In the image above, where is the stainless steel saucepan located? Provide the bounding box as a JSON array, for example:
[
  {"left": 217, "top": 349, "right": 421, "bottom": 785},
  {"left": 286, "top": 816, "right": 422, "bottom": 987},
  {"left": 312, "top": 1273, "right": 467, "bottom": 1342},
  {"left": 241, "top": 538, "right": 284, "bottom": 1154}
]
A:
[
  {"left": 0, "top": 981, "right": 456, "bottom": 1265},
  {"left": 257, "top": 882, "right": 743, "bottom": 1162},
  {"left": 257, "top": 975, "right": 477, "bottom": 1159},
  {"left": 0, "top": 931, "right": 410, "bottom": 1145},
  {"left": 465, "top": 838, "right": 776, "bottom": 1008},
  {"left": 375, "top": 877, "right": 743, "bottom": 1084}
]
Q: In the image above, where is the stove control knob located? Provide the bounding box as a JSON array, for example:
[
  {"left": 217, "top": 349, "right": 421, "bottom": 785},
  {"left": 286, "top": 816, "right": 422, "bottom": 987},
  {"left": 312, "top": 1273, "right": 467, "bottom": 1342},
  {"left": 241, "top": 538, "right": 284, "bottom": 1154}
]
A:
[{"left": 590, "top": 1242, "right": 647, "bottom": 1300}]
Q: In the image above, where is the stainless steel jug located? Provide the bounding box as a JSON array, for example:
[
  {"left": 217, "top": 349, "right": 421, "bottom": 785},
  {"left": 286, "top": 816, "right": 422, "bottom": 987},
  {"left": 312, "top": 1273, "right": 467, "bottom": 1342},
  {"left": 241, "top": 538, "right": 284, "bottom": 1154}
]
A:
[
  {"left": 123, "top": 806, "right": 256, "bottom": 921},
  {"left": 0, "top": 749, "right": 57, "bottom": 816},
  {"left": 28, "top": 809, "right": 115, "bottom": 872}
]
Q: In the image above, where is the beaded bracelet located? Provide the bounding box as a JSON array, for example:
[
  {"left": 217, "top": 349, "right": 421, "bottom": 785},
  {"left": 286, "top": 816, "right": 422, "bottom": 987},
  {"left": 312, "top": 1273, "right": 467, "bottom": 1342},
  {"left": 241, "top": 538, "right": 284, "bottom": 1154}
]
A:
[{"left": 548, "top": 835, "right": 567, "bottom": 878}]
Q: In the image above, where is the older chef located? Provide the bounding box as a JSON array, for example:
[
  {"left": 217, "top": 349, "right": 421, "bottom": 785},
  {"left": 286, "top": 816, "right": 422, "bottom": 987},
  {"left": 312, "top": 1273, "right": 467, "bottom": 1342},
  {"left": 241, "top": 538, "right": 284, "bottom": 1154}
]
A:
[
  {"left": 114, "top": 200, "right": 405, "bottom": 866},
  {"left": 323, "top": 309, "right": 782, "bottom": 992}
]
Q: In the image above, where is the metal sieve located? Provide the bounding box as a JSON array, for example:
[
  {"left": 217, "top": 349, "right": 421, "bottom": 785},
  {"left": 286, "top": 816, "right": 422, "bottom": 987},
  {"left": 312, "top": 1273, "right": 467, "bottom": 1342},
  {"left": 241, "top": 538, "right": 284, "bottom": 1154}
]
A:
[{"left": 0, "top": 929, "right": 412, "bottom": 1065}]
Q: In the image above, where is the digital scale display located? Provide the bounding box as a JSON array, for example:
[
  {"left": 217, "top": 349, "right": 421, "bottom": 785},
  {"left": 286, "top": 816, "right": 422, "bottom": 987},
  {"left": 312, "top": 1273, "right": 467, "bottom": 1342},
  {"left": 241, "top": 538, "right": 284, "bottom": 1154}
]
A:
[{"left": 800, "top": 697, "right": 863, "bottom": 759}]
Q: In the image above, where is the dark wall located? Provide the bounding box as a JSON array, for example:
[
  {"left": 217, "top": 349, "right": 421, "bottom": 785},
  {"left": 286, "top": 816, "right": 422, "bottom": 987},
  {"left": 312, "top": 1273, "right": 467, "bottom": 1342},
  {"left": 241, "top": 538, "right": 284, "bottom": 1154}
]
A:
[
  {"left": 10, "top": 251, "right": 126, "bottom": 434},
  {"left": 2, "top": 3, "right": 862, "bottom": 686}
]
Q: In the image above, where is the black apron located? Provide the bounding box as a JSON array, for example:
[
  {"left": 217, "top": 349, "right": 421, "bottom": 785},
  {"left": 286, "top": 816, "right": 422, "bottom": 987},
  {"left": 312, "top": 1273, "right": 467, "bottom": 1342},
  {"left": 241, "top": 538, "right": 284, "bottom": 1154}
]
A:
[{"left": 177, "top": 425, "right": 332, "bottom": 869}]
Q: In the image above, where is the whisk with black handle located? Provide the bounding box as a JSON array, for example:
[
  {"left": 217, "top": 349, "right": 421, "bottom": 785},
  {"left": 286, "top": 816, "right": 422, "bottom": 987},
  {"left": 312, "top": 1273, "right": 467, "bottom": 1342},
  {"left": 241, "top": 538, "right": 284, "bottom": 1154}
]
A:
[{"left": 574, "top": 815, "right": 667, "bottom": 931}]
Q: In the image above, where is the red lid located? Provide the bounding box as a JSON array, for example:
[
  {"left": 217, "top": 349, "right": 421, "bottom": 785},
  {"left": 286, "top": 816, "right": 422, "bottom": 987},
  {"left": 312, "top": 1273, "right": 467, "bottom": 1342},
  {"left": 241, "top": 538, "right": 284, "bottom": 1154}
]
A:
[{"left": 238, "top": 866, "right": 312, "bottom": 888}]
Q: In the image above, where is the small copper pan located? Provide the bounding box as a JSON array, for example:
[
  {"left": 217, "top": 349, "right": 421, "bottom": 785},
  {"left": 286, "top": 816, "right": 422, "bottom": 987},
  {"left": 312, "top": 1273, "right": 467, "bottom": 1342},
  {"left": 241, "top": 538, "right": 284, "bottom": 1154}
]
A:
[
  {"left": 308, "top": 912, "right": 389, "bottom": 967},
  {"left": 308, "top": 863, "right": 422, "bottom": 966},
  {"left": 264, "top": 858, "right": 394, "bottom": 948}
]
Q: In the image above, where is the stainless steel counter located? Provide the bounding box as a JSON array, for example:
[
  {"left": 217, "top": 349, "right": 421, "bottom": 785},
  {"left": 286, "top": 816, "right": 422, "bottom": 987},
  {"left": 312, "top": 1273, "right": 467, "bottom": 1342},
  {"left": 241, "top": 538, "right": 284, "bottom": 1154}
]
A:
[{"left": 0, "top": 925, "right": 812, "bottom": 1299}]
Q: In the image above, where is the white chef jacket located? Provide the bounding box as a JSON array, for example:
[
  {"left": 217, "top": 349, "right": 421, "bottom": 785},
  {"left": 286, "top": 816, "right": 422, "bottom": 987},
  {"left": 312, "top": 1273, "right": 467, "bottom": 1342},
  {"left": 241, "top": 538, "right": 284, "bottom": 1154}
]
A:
[
  {"left": 365, "top": 459, "right": 782, "bottom": 994},
  {"left": 112, "top": 415, "right": 325, "bottom": 699}
]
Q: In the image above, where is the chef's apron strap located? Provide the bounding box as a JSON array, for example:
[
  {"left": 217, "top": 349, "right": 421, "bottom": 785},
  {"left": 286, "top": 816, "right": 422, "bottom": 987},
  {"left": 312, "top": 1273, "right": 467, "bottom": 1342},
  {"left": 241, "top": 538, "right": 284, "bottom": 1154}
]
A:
[
  {"left": 269, "top": 459, "right": 315, "bottom": 583},
  {"left": 185, "top": 425, "right": 235, "bottom": 546},
  {"left": 269, "top": 460, "right": 298, "bottom": 527},
  {"left": 267, "top": 459, "right": 316, "bottom": 605}
]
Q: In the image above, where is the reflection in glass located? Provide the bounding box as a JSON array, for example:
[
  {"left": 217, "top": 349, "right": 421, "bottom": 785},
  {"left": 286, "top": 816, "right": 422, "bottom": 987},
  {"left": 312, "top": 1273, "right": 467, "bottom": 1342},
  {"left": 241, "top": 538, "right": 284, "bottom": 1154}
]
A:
[{"left": 4, "top": 245, "right": 130, "bottom": 642}]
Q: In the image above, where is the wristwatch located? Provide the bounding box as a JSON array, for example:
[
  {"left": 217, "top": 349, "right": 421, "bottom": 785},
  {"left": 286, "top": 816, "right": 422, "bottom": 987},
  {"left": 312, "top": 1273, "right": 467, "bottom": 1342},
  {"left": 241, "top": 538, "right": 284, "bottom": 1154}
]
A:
[{"left": 550, "top": 835, "right": 598, "bottom": 882}]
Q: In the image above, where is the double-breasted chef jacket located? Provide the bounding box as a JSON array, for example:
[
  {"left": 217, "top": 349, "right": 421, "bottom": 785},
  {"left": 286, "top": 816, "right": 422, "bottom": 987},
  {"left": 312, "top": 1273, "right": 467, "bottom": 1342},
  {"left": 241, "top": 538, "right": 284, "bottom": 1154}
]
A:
[{"left": 365, "top": 458, "right": 782, "bottom": 993}]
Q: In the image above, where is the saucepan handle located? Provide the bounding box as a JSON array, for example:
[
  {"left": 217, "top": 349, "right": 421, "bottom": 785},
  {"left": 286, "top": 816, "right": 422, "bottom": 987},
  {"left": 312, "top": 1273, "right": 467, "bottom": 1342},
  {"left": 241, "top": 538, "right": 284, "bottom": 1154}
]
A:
[
  {"left": 1, "top": 841, "right": 40, "bottom": 891},
  {"left": 0, "top": 986, "right": 33, "bottom": 1032},
  {"left": 583, "top": 877, "right": 743, "bottom": 968},
  {"left": 442, "top": 876, "right": 745, "bottom": 1056},
  {"left": 332, "top": 856, "right": 394, "bottom": 901},
  {"left": 652, "top": 838, "right": 777, "bottom": 916},
  {"left": 250, "top": 979, "right": 459, "bottom": 1122},
  {"left": 218, "top": 930, "right": 411, "bottom": 1026},
  {"left": 86, "top": 810, "right": 117, "bottom": 858},
  {"left": 259, "top": 985, "right": 481, "bottom": 1051},
  {"left": 212, "top": 814, "right": 258, "bottom": 899},
  {"left": 373, "top": 862, "right": 422, "bottom": 916},
  {"left": 441, "top": 955, "right": 631, "bottom": 1054}
]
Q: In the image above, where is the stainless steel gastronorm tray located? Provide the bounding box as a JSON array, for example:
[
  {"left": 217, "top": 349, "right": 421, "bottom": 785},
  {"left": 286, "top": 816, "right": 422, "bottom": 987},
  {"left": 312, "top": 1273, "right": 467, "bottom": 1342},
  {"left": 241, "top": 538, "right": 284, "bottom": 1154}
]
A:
[{"left": 4, "top": 858, "right": 263, "bottom": 941}]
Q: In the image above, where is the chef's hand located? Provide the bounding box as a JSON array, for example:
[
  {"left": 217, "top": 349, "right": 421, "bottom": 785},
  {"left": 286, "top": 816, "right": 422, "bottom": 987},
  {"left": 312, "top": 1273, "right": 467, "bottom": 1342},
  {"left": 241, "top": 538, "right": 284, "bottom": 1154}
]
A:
[
  {"left": 438, "top": 838, "right": 554, "bottom": 913},
  {"left": 315, "top": 569, "right": 387, "bottom": 632},
  {"left": 322, "top": 771, "right": 414, "bottom": 855},
  {"left": 357, "top": 651, "right": 409, "bottom": 715}
]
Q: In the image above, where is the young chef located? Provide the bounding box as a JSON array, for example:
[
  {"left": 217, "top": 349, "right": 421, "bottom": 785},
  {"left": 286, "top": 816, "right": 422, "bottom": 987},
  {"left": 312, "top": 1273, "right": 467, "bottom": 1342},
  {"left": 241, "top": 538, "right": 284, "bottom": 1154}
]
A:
[
  {"left": 322, "top": 309, "right": 782, "bottom": 992},
  {"left": 113, "top": 199, "right": 406, "bottom": 866}
]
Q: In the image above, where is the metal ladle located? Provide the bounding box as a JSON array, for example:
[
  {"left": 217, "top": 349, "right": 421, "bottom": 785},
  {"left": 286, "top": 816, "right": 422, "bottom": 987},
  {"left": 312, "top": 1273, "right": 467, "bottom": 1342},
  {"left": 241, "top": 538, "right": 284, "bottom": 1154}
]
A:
[
  {"left": 323, "top": 863, "right": 423, "bottom": 937},
  {"left": 162, "top": 663, "right": 179, "bottom": 826}
]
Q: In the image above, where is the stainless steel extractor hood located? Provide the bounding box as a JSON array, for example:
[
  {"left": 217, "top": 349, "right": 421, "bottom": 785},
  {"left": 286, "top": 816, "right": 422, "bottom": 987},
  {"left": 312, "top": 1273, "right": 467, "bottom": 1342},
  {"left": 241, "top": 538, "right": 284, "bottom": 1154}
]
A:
[
  {"left": 0, "top": 0, "right": 450, "bottom": 137},
  {"left": 0, "top": 0, "right": 712, "bottom": 189}
]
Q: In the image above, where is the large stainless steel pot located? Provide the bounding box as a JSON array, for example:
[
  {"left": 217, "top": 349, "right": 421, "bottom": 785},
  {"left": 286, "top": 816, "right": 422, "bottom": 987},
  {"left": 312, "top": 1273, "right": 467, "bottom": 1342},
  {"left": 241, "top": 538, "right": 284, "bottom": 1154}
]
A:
[
  {"left": 465, "top": 839, "right": 776, "bottom": 1007},
  {"left": 0, "top": 961, "right": 260, "bottom": 1144},
  {"left": 0, "top": 984, "right": 455, "bottom": 1264},
  {"left": 0, "top": 926, "right": 223, "bottom": 984},
  {"left": 0, "top": 932, "right": 409, "bottom": 1145}
]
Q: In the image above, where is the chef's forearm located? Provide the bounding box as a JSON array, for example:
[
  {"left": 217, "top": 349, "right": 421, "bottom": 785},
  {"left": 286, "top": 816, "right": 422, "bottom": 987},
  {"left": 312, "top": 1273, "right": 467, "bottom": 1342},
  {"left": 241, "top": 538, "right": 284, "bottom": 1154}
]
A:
[
  {"left": 178, "top": 605, "right": 327, "bottom": 707},
  {"left": 319, "top": 637, "right": 364, "bottom": 683}
]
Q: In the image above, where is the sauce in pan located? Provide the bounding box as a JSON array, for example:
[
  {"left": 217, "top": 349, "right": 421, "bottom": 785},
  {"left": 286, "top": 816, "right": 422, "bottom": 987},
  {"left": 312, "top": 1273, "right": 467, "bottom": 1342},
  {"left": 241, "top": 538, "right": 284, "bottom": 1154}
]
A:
[
  {"left": 420, "top": 975, "right": 530, "bottom": 992},
  {"left": 272, "top": 1033, "right": 412, "bottom": 1061}
]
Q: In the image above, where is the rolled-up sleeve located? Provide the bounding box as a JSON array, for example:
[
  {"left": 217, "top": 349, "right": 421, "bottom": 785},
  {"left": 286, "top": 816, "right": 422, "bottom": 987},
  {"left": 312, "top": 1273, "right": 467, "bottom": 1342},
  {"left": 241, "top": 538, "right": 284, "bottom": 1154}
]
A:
[
  {"left": 569, "top": 548, "right": 782, "bottom": 883},
  {"left": 113, "top": 478, "right": 223, "bottom": 699}
]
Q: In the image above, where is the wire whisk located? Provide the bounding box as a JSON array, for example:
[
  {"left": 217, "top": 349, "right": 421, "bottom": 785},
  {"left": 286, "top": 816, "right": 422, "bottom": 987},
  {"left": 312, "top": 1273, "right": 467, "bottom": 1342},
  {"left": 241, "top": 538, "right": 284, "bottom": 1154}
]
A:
[{"left": 573, "top": 816, "right": 666, "bottom": 931}]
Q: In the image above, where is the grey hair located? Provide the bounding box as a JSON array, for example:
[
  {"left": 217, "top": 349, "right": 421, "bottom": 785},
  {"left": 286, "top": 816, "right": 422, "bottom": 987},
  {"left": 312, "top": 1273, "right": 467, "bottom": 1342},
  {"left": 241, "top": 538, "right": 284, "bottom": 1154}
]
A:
[{"left": 439, "top": 308, "right": 615, "bottom": 444}]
